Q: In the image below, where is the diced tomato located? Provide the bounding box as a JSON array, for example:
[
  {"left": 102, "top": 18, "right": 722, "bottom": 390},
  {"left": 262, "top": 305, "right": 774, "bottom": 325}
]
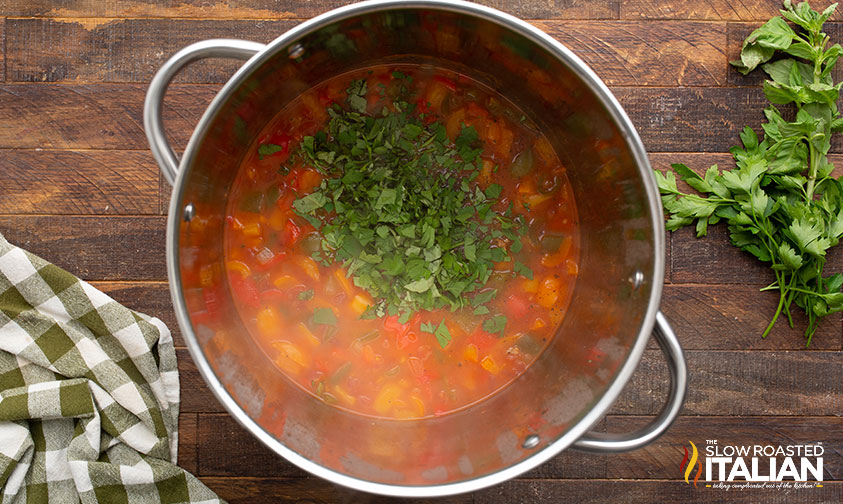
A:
[
  {"left": 229, "top": 275, "right": 260, "bottom": 307},
  {"left": 259, "top": 288, "right": 286, "bottom": 304},
  {"left": 384, "top": 315, "right": 411, "bottom": 336},
  {"left": 432, "top": 75, "right": 457, "bottom": 91},
  {"left": 285, "top": 219, "right": 302, "bottom": 245},
  {"left": 503, "top": 294, "right": 530, "bottom": 319}
]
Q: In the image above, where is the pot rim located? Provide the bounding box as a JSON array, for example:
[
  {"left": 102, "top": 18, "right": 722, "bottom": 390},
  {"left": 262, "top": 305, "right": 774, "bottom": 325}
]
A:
[{"left": 165, "top": 0, "right": 665, "bottom": 496}]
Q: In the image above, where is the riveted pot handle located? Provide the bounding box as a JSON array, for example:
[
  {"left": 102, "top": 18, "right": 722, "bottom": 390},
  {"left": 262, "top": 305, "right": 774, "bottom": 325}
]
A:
[
  {"left": 573, "top": 312, "right": 687, "bottom": 453},
  {"left": 144, "top": 39, "right": 266, "bottom": 185}
]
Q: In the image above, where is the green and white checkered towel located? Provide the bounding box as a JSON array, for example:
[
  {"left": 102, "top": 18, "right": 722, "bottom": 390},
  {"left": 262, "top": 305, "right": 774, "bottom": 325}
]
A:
[{"left": 0, "top": 233, "right": 222, "bottom": 503}]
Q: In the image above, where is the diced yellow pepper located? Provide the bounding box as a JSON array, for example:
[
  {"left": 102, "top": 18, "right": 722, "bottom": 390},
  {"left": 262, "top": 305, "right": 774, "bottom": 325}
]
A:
[
  {"left": 480, "top": 356, "right": 500, "bottom": 375},
  {"left": 243, "top": 222, "right": 262, "bottom": 237},
  {"left": 525, "top": 192, "right": 553, "bottom": 209},
  {"left": 332, "top": 385, "right": 356, "bottom": 406},
  {"left": 272, "top": 275, "right": 297, "bottom": 289},
  {"left": 350, "top": 294, "right": 373, "bottom": 316},
  {"left": 272, "top": 341, "right": 308, "bottom": 376},
  {"left": 411, "top": 395, "right": 426, "bottom": 417},
  {"left": 296, "top": 322, "right": 321, "bottom": 347},
  {"left": 199, "top": 264, "right": 215, "bottom": 287},
  {"left": 225, "top": 260, "right": 251, "bottom": 278},
  {"left": 256, "top": 307, "right": 280, "bottom": 338},
  {"left": 373, "top": 383, "right": 403, "bottom": 415},
  {"left": 522, "top": 278, "right": 539, "bottom": 293}
]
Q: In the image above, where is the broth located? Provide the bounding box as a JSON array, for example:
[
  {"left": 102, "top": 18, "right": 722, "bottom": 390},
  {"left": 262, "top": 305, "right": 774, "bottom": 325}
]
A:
[{"left": 223, "top": 64, "right": 578, "bottom": 419}]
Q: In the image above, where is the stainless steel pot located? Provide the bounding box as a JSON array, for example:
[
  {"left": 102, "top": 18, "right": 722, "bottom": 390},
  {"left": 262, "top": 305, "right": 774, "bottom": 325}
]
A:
[{"left": 144, "top": 0, "right": 687, "bottom": 496}]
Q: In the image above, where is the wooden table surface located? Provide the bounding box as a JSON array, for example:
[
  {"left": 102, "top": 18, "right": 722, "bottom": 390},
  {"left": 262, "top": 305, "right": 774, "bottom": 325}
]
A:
[{"left": 0, "top": 0, "right": 841, "bottom": 502}]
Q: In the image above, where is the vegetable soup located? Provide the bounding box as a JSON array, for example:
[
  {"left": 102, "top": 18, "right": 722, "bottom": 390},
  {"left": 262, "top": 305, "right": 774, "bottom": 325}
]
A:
[{"left": 224, "top": 65, "right": 578, "bottom": 419}]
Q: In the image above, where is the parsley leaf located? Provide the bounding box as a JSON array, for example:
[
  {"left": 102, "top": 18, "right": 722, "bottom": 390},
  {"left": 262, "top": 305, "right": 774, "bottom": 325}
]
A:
[{"left": 660, "top": 0, "right": 843, "bottom": 346}]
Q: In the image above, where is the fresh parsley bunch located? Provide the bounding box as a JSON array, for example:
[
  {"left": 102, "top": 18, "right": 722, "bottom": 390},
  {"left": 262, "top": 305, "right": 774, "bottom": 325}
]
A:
[{"left": 657, "top": 0, "right": 843, "bottom": 345}]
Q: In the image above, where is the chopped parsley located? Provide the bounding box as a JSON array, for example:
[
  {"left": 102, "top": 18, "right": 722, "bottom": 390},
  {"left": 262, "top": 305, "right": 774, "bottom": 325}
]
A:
[{"left": 292, "top": 79, "right": 530, "bottom": 320}]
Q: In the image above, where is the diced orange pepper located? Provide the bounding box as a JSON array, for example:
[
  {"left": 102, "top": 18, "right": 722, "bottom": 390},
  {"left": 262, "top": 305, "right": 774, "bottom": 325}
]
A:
[
  {"left": 463, "top": 344, "right": 479, "bottom": 363},
  {"left": 531, "top": 317, "right": 547, "bottom": 330},
  {"left": 525, "top": 193, "right": 553, "bottom": 209},
  {"left": 298, "top": 169, "right": 323, "bottom": 193},
  {"left": 334, "top": 268, "right": 354, "bottom": 296},
  {"left": 295, "top": 256, "right": 320, "bottom": 281},
  {"left": 534, "top": 137, "right": 556, "bottom": 166}
]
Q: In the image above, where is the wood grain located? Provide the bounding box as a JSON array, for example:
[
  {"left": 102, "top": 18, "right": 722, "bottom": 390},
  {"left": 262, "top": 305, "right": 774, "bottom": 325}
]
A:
[
  {"left": 5, "top": 19, "right": 295, "bottom": 84},
  {"left": 534, "top": 21, "right": 727, "bottom": 87},
  {"left": 662, "top": 285, "right": 843, "bottom": 350},
  {"left": 0, "top": 150, "right": 158, "bottom": 215},
  {"left": 176, "top": 348, "right": 843, "bottom": 417},
  {"left": 621, "top": 0, "right": 842, "bottom": 21},
  {"left": 610, "top": 350, "right": 843, "bottom": 416},
  {"left": 0, "top": 84, "right": 217, "bottom": 150},
  {"left": 7, "top": 19, "right": 724, "bottom": 87},
  {"left": 0, "top": 0, "right": 619, "bottom": 20},
  {"left": 472, "top": 479, "right": 841, "bottom": 503},
  {"left": 0, "top": 85, "right": 794, "bottom": 152},
  {"left": 0, "top": 216, "right": 167, "bottom": 281},
  {"left": 607, "top": 416, "right": 843, "bottom": 480},
  {"left": 177, "top": 413, "right": 199, "bottom": 475}
]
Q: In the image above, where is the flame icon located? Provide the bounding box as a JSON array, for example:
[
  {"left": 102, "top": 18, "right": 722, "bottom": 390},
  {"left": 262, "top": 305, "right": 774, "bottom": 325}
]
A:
[{"left": 680, "top": 441, "right": 702, "bottom": 486}]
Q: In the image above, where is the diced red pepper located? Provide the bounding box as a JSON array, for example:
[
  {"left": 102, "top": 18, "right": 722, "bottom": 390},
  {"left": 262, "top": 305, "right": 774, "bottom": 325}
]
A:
[
  {"left": 229, "top": 275, "right": 260, "bottom": 307},
  {"left": 384, "top": 315, "right": 411, "bottom": 337},
  {"left": 285, "top": 219, "right": 302, "bottom": 245}
]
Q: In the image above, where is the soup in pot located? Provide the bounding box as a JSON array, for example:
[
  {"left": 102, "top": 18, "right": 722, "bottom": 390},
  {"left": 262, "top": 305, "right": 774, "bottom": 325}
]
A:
[{"left": 223, "top": 65, "right": 578, "bottom": 419}]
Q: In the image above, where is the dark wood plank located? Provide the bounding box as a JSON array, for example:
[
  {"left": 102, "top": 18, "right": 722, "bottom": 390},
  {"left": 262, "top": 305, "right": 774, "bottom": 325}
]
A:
[
  {"left": 177, "top": 412, "right": 199, "bottom": 475},
  {"left": 621, "top": 0, "right": 842, "bottom": 21},
  {"left": 473, "top": 480, "right": 840, "bottom": 503},
  {"left": 661, "top": 284, "right": 842, "bottom": 350},
  {"left": 0, "top": 0, "right": 619, "bottom": 20},
  {"left": 6, "top": 19, "right": 295, "bottom": 84},
  {"left": 0, "top": 216, "right": 167, "bottom": 281},
  {"left": 177, "top": 348, "right": 843, "bottom": 417},
  {"left": 606, "top": 415, "right": 843, "bottom": 480},
  {"left": 534, "top": 21, "right": 726, "bottom": 87},
  {"left": 196, "top": 413, "right": 308, "bottom": 478},
  {"left": 0, "top": 85, "right": 824, "bottom": 154},
  {"left": 615, "top": 86, "right": 770, "bottom": 153},
  {"left": 0, "top": 84, "right": 216, "bottom": 150},
  {"left": 0, "top": 149, "right": 158, "bottom": 215},
  {"left": 200, "top": 476, "right": 476, "bottom": 504},
  {"left": 7, "top": 19, "right": 723, "bottom": 87},
  {"left": 0, "top": 19, "right": 5, "bottom": 83},
  {"left": 610, "top": 350, "right": 843, "bottom": 416},
  {"left": 197, "top": 477, "right": 842, "bottom": 503},
  {"left": 90, "top": 281, "right": 182, "bottom": 347}
]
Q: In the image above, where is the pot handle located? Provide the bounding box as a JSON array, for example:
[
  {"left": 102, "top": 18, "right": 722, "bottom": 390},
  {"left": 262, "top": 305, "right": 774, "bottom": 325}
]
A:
[
  {"left": 144, "top": 39, "right": 266, "bottom": 185},
  {"left": 572, "top": 311, "right": 687, "bottom": 453}
]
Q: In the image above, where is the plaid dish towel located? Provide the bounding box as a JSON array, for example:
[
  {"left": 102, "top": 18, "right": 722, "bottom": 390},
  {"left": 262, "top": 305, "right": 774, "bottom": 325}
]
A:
[{"left": 0, "top": 233, "right": 222, "bottom": 503}]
